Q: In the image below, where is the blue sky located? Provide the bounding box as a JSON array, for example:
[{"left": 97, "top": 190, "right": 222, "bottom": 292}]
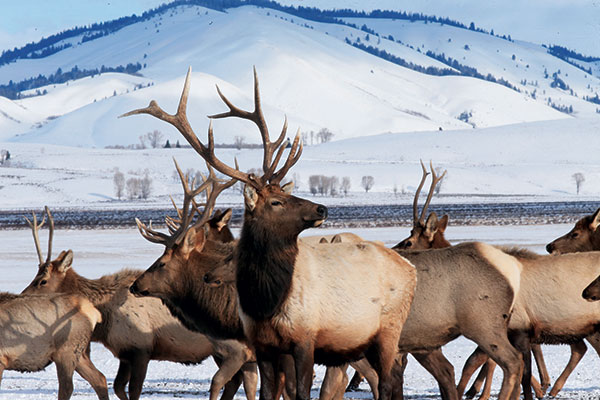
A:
[{"left": 0, "top": 0, "right": 168, "bottom": 51}]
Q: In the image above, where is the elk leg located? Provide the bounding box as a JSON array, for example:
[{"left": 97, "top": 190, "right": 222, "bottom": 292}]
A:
[
  {"left": 531, "top": 344, "right": 550, "bottom": 393},
  {"left": 127, "top": 352, "right": 150, "bottom": 400},
  {"left": 478, "top": 359, "right": 496, "bottom": 400},
  {"left": 75, "top": 352, "right": 109, "bottom": 400},
  {"left": 209, "top": 353, "right": 250, "bottom": 400},
  {"left": 258, "top": 352, "right": 278, "bottom": 400},
  {"left": 220, "top": 371, "right": 243, "bottom": 400},
  {"left": 276, "top": 354, "right": 296, "bottom": 400},
  {"left": 241, "top": 361, "right": 259, "bottom": 400},
  {"left": 114, "top": 361, "right": 131, "bottom": 400},
  {"left": 346, "top": 370, "right": 363, "bottom": 392},
  {"left": 366, "top": 332, "right": 401, "bottom": 400},
  {"left": 390, "top": 353, "right": 407, "bottom": 400},
  {"left": 55, "top": 361, "right": 75, "bottom": 400},
  {"left": 291, "top": 341, "right": 315, "bottom": 400},
  {"left": 549, "top": 340, "right": 587, "bottom": 397},
  {"left": 456, "top": 346, "right": 488, "bottom": 398},
  {"left": 511, "top": 334, "right": 533, "bottom": 400},
  {"left": 413, "top": 349, "right": 457, "bottom": 400},
  {"left": 351, "top": 358, "right": 380, "bottom": 399},
  {"left": 320, "top": 365, "right": 348, "bottom": 400}
]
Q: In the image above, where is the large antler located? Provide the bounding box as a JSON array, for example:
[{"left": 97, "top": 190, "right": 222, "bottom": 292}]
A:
[
  {"left": 136, "top": 158, "right": 212, "bottom": 247},
  {"left": 120, "top": 67, "right": 250, "bottom": 186},
  {"left": 412, "top": 160, "right": 447, "bottom": 227},
  {"left": 121, "top": 67, "right": 302, "bottom": 188},
  {"left": 24, "top": 206, "right": 54, "bottom": 265},
  {"left": 209, "top": 67, "right": 303, "bottom": 185}
]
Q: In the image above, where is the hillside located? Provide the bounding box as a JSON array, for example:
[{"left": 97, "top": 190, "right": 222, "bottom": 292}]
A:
[{"left": 0, "top": 3, "right": 598, "bottom": 147}]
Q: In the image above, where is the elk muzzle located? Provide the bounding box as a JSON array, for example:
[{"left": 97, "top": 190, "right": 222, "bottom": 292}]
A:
[
  {"left": 129, "top": 281, "right": 150, "bottom": 297},
  {"left": 582, "top": 276, "right": 600, "bottom": 302}
]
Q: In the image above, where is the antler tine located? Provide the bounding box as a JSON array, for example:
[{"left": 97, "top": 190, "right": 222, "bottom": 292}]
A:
[
  {"left": 270, "top": 129, "right": 303, "bottom": 185},
  {"left": 193, "top": 162, "right": 237, "bottom": 226},
  {"left": 412, "top": 160, "right": 430, "bottom": 227},
  {"left": 419, "top": 161, "right": 447, "bottom": 223},
  {"left": 44, "top": 206, "right": 54, "bottom": 264},
  {"left": 24, "top": 211, "right": 46, "bottom": 265},
  {"left": 209, "top": 66, "right": 287, "bottom": 185},
  {"left": 120, "top": 66, "right": 252, "bottom": 186},
  {"left": 135, "top": 218, "right": 171, "bottom": 245}
]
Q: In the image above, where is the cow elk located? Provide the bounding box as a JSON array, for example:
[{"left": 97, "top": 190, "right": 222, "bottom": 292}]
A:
[
  {"left": 122, "top": 66, "right": 418, "bottom": 400},
  {"left": 21, "top": 206, "right": 253, "bottom": 400},
  {"left": 0, "top": 292, "right": 108, "bottom": 400},
  {"left": 546, "top": 207, "right": 600, "bottom": 254}
]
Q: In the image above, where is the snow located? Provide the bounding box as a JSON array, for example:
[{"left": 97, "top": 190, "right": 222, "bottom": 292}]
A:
[
  {"left": 1, "top": 224, "right": 599, "bottom": 399},
  {"left": 1, "top": 116, "right": 599, "bottom": 210},
  {"left": 1, "top": 5, "right": 598, "bottom": 147}
]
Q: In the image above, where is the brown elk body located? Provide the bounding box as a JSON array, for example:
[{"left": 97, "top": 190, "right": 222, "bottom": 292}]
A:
[
  {"left": 0, "top": 292, "right": 108, "bottom": 400},
  {"left": 22, "top": 207, "right": 253, "bottom": 400},
  {"left": 122, "top": 67, "right": 417, "bottom": 400}
]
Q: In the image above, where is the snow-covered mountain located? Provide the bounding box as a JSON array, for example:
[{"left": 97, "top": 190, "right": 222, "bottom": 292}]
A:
[{"left": 0, "top": 3, "right": 598, "bottom": 147}]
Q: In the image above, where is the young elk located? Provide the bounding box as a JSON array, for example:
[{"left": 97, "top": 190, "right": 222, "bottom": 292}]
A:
[
  {"left": 122, "top": 66, "right": 417, "bottom": 400},
  {"left": 546, "top": 207, "right": 600, "bottom": 254},
  {"left": 21, "top": 206, "right": 252, "bottom": 400},
  {"left": 0, "top": 292, "right": 108, "bottom": 400},
  {"left": 392, "top": 160, "right": 449, "bottom": 251}
]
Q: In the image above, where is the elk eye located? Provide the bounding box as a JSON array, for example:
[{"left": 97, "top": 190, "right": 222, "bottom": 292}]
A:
[
  {"left": 271, "top": 200, "right": 283, "bottom": 207},
  {"left": 571, "top": 232, "right": 579, "bottom": 238},
  {"left": 40, "top": 280, "right": 47, "bottom": 286},
  {"left": 158, "top": 262, "right": 166, "bottom": 268}
]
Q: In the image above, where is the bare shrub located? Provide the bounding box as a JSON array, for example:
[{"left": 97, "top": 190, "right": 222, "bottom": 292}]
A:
[
  {"left": 361, "top": 175, "right": 374, "bottom": 193},
  {"left": 573, "top": 172, "right": 585, "bottom": 194},
  {"left": 341, "top": 177, "right": 351, "bottom": 196},
  {"left": 113, "top": 168, "right": 125, "bottom": 200}
]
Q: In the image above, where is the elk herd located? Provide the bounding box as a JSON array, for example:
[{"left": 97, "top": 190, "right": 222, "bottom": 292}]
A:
[{"left": 2, "top": 67, "right": 600, "bottom": 400}]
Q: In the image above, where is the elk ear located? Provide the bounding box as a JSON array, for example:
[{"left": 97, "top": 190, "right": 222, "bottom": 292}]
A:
[
  {"left": 55, "top": 250, "right": 73, "bottom": 273},
  {"left": 214, "top": 209, "right": 232, "bottom": 231},
  {"left": 181, "top": 226, "right": 206, "bottom": 258},
  {"left": 424, "top": 212, "right": 439, "bottom": 241},
  {"left": 244, "top": 185, "right": 259, "bottom": 212},
  {"left": 438, "top": 215, "right": 449, "bottom": 233},
  {"left": 591, "top": 208, "right": 600, "bottom": 232},
  {"left": 281, "top": 181, "right": 294, "bottom": 195}
]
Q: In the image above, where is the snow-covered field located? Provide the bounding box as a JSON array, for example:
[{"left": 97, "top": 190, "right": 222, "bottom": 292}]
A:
[{"left": 2, "top": 224, "right": 600, "bottom": 400}]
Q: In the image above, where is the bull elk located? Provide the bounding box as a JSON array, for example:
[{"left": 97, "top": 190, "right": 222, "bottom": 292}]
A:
[
  {"left": 21, "top": 206, "right": 254, "bottom": 400},
  {"left": 122, "top": 66, "right": 418, "bottom": 400},
  {"left": 0, "top": 292, "right": 108, "bottom": 400}
]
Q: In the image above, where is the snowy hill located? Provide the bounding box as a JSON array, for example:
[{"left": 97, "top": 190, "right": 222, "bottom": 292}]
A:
[{"left": 0, "top": 3, "right": 598, "bottom": 147}]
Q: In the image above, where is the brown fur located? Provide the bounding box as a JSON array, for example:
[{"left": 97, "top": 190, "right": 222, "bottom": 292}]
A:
[
  {"left": 0, "top": 292, "right": 108, "bottom": 400},
  {"left": 22, "top": 249, "right": 253, "bottom": 400},
  {"left": 234, "top": 182, "right": 417, "bottom": 400},
  {"left": 130, "top": 226, "right": 258, "bottom": 400},
  {"left": 546, "top": 208, "right": 600, "bottom": 254}
]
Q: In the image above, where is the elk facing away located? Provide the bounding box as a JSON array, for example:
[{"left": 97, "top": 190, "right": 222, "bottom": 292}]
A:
[
  {"left": 21, "top": 206, "right": 254, "bottom": 400},
  {"left": 122, "top": 66, "right": 417, "bottom": 400},
  {"left": 0, "top": 292, "right": 108, "bottom": 400}
]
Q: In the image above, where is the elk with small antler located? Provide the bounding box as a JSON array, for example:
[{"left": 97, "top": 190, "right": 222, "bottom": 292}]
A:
[
  {"left": 393, "top": 160, "right": 449, "bottom": 250},
  {"left": 122, "top": 66, "right": 418, "bottom": 400},
  {"left": 22, "top": 203, "right": 255, "bottom": 400}
]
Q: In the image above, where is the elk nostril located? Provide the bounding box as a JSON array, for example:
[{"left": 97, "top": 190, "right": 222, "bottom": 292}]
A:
[
  {"left": 129, "top": 283, "right": 138, "bottom": 295},
  {"left": 546, "top": 244, "right": 553, "bottom": 254},
  {"left": 316, "top": 205, "right": 328, "bottom": 218}
]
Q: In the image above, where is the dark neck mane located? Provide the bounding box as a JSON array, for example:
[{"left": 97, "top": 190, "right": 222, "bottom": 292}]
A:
[
  {"left": 236, "top": 217, "right": 298, "bottom": 321},
  {"left": 161, "top": 241, "right": 244, "bottom": 340}
]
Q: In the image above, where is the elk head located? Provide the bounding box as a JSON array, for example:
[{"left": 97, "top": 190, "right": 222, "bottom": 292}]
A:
[
  {"left": 393, "top": 161, "right": 449, "bottom": 250},
  {"left": 22, "top": 207, "right": 75, "bottom": 294},
  {"left": 546, "top": 208, "right": 600, "bottom": 254},
  {"left": 582, "top": 274, "right": 600, "bottom": 302},
  {"left": 121, "top": 66, "right": 327, "bottom": 240},
  {"left": 130, "top": 158, "right": 235, "bottom": 298}
]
